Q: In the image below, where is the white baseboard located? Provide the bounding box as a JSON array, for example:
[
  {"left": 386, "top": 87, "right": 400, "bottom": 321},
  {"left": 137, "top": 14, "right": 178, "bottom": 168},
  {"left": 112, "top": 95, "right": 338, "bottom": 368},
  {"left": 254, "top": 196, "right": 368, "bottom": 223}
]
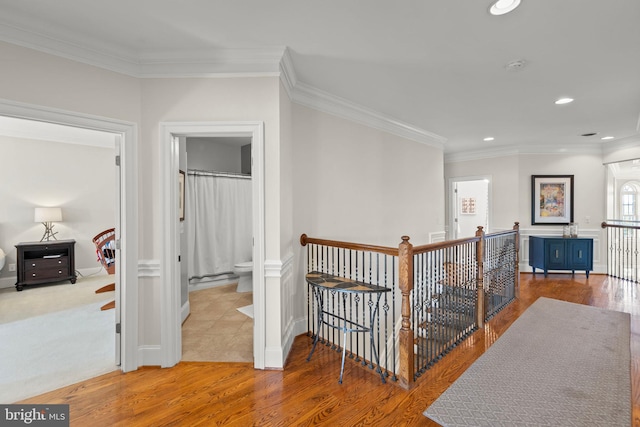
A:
[
  {"left": 282, "top": 317, "right": 307, "bottom": 366},
  {"left": 137, "top": 345, "right": 162, "bottom": 367},
  {"left": 264, "top": 346, "right": 284, "bottom": 369}
]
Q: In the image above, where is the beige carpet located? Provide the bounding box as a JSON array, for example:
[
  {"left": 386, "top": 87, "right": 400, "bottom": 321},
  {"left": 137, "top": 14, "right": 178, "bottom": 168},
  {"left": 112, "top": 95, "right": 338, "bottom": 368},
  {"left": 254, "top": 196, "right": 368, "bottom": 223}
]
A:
[
  {"left": 0, "top": 273, "right": 117, "bottom": 402},
  {"left": 424, "top": 297, "right": 631, "bottom": 426},
  {"left": 182, "top": 283, "right": 253, "bottom": 362},
  {"left": 0, "top": 273, "right": 115, "bottom": 323}
]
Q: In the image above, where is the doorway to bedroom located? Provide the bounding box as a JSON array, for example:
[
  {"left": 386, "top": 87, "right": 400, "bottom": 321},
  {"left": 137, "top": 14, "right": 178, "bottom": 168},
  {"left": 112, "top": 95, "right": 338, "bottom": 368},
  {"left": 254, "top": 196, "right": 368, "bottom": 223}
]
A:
[{"left": 0, "top": 108, "right": 136, "bottom": 402}]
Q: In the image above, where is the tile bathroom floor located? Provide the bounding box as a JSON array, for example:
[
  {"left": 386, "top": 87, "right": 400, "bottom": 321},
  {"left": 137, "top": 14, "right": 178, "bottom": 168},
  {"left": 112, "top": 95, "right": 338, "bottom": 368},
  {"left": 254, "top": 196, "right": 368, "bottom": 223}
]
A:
[{"left": 182, "top": 283, "right": 253, "bottom": 362}]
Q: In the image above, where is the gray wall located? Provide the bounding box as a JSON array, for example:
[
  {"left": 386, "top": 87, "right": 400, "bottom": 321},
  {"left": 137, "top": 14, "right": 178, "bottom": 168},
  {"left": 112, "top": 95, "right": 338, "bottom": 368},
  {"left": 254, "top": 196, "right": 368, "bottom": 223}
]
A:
[{"left": 186, "top": 137, "right": 251, "bottom": 175}]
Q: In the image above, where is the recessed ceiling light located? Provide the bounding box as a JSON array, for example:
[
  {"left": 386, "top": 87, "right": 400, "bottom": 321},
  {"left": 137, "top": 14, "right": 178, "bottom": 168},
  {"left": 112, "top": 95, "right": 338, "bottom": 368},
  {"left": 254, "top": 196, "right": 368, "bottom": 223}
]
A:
[
  {"left": 555, "top": 97, "right": 574, "bottom": 105},
  {"left": 601, "top": 136, "right": 614, "bottom": 140},
  {"left": 489, "top": 0, "right": 521, "bottom": 15},
  {"left": 483, "top": 137, "right": 495, "bottom": 141}
]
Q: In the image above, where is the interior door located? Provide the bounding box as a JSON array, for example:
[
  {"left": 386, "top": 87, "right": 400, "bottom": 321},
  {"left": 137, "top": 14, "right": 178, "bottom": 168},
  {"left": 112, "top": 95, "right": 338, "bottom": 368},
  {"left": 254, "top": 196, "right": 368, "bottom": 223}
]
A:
[{"left": 450, "top": 178, "right": 490, "bottom": 239}]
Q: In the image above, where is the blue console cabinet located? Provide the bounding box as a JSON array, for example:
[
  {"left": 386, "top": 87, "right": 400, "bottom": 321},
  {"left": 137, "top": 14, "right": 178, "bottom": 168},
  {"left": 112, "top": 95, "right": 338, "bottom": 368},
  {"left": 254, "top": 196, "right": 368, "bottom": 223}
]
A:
[{"left": 529, "top": 236, "right": 593, "bottom": 278}]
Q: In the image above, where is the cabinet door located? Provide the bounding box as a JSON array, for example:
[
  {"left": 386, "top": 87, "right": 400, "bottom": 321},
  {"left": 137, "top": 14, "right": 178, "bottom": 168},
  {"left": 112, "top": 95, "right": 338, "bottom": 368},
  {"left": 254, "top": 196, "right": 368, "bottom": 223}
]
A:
[
  {"left": 568, "top": 240, "right": 591, "bottom": 270},
  {"left": 546, "top": 240, "right": 566, "bottom": 269}
]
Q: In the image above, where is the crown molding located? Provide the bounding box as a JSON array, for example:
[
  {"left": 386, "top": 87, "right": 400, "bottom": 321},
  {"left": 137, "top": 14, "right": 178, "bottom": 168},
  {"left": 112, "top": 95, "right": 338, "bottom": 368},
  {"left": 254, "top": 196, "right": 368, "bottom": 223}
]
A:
[
  {"left": 602, "top": 134, "right": 640, "bottom": 157},
  {"left": 445, "top": 142, "right": 605, "bottom": 164},
  {"left": 445, "top": 146, "right": 520, "bottom": 163},
  {"left": 0, "top": 20, "right": 141, "bottom": 76},
  {"left": 0, "top": 23, "right": 445, "bottom": 148},
  {"left": 0, "top": 22, "right": 286, "bottom": 78},
  {"left": 278, "top": 47, "right": 297, "bottom": 99},
  {"left": 136, "top": 47, "right": 285, "bottom": 78},
  {"left": 279, "top": 49, "right": 444, "bottom": 148},
  {"left": 290, "top": 82, "right": 446, "bottom": 148}
]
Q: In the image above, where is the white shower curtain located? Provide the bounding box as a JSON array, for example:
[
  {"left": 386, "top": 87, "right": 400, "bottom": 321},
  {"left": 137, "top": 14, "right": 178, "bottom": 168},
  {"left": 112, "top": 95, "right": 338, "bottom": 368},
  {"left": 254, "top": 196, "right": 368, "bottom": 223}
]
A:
[{"left": 187, "top": 172, "right": 252, "bottom": 281}]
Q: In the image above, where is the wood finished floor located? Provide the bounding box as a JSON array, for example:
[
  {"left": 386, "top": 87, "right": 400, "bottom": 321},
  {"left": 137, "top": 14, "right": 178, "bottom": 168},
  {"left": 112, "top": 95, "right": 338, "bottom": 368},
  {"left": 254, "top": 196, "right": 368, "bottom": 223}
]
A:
[{"left": 18, "top": 273, "right": 640, "bottom": 426}]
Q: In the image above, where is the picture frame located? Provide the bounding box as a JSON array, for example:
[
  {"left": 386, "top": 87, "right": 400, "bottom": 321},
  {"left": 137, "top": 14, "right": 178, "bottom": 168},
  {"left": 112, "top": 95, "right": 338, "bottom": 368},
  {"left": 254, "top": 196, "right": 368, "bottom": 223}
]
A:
[
  {"left": 179, "top": 170, "right": 185, "bottom": 221},
  {"left": 461, "top": 197, "right": 476, "bottom": 215},
  {"left": 531, "top": 175, "right": 574, "bottom": 225}
]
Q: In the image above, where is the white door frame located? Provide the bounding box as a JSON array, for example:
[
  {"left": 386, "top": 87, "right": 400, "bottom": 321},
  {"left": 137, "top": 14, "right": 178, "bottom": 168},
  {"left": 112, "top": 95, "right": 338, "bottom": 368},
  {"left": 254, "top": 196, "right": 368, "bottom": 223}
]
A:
[
  {"left": 448, "top": 175, "right": 492, "bottom": 239},
  {"left": 0, "top": 98, "right": 139, "bottom": 372},
  {"left": 160, "top": 121, "right": 265, "bottom": 369}
]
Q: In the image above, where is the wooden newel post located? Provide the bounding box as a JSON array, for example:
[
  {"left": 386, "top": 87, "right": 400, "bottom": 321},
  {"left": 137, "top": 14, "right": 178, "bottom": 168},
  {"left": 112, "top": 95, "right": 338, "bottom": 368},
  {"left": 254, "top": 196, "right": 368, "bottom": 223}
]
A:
[
  {"left": 475, "top": 226, "right": 485, "bottom": 329},
  {"left": 398, "top": 235, "right": 414, "bottom": 389},
  {"left": 513, "top": 222, "right": 520, "bottom": 298}
]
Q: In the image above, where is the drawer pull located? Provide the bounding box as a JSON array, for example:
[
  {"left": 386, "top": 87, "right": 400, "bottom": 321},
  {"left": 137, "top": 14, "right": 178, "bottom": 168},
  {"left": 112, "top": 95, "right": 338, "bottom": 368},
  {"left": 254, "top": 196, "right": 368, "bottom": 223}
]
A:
[
  {"left": 58, "top": 270, "right": 62, "bottom": 274},
  {"left": 32, "top": 263, "right": 36, "bottom": 267},
  {"left": 555, "top": 250, "right": 559, "bottom": 258},
  {"left": 32, "top": 273, "right": 36, "bottom": 277},
  {"left": 58, "top": 260, "right": 62, "bottom": 264},
  {"left": 578, "top": 250, "right": 582, "bottom": 258}
]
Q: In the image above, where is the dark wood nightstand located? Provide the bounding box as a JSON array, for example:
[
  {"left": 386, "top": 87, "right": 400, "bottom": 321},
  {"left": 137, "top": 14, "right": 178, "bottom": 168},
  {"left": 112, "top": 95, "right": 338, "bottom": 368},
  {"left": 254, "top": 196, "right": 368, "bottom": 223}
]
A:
[{"left": 15, "top": 240, "right": 77, "bottom": 291}]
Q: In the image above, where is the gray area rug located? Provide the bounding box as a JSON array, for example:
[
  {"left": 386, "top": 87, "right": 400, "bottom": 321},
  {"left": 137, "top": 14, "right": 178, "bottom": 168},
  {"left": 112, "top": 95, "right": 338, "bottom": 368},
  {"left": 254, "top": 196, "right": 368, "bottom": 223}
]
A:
[{"left": 424, "top": 297, "right": 631, "bottom": 427}]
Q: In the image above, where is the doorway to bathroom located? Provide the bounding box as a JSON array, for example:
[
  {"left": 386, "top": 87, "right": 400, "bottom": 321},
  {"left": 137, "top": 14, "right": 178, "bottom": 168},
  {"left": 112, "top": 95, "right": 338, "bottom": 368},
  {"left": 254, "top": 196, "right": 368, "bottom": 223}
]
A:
[{"left": 181, "top": 136, "right": 254, "bottom": 362}]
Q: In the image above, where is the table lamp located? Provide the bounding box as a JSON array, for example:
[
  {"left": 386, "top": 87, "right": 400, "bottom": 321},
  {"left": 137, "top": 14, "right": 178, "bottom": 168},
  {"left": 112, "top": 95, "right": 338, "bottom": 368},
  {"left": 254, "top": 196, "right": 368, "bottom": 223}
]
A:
[{"left": 34, "top": 207, "right": 62, "bottom": 241}]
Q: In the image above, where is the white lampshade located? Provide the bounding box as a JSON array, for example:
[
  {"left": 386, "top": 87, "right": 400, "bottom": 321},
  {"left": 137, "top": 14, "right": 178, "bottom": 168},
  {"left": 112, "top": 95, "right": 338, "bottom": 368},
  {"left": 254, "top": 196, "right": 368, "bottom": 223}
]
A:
[{"left": 34, "top": 207, "right": 62, "bottom": 223}]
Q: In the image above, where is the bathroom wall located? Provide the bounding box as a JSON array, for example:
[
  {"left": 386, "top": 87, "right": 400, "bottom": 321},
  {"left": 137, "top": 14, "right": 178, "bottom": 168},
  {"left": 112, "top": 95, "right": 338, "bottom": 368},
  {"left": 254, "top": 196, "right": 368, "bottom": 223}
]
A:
[{"left": 186, "top": 137, "right": 250, "bottom": 174}]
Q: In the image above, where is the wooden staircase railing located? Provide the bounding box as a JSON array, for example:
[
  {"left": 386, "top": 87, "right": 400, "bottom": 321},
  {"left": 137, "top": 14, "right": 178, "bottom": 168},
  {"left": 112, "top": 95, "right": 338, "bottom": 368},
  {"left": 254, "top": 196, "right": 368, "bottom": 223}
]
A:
[
  {"left": 601, "top": 220, "right": 640, "bottom": 283},
  {"left": 301, "top": 222, "right": 519, "bottom": 389}
]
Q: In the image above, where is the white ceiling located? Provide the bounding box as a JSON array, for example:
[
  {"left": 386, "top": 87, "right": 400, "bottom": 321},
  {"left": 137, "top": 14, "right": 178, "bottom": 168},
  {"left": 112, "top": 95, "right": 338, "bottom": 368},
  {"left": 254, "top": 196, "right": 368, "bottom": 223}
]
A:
[{"left": 0, "top": 0, "right": 639, "bottom": 157}]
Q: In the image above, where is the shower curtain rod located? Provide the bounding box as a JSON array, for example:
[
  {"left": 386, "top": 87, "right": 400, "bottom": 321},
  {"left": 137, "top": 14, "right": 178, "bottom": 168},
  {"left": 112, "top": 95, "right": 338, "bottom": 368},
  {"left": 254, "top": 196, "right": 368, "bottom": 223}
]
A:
[{"left": 187, "top": 169, "right": 251, "bottom": 179}]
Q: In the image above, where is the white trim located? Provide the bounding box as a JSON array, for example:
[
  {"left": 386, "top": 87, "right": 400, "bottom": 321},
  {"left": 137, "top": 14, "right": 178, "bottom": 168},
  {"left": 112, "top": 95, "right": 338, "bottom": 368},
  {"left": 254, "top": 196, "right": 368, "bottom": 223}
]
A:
[
  {"left": 429, "top": 231, "right": 447, "bottom": 244},
  {"left": 291, "top": 82, "right": 446, "bottom": 148},
  {"left": 445, "top": 143, "right": 604, "bottom": 164},
  {"left": 137, "top": 345, "right": 162, "bottom": 367},
  {"left": 278, "top": 47, "right": 297, "bottom": 99},
  {"left": 160, "top": 121, "right": 266, "bottom": 369},
  {"left": 0, "top": 27, "right": 448, "bottom": 152},
  {"left": 138, "top": 259, "right": 161, "bottom": 277},
  {"left": 264, "top": 259, "right": 284, "bottom": 278},
  {"left": 0, "top": 22, "right": 286, "bottom": 79},
  {"left": 0, "top": 98, "right": 139, "bottom": 372}
]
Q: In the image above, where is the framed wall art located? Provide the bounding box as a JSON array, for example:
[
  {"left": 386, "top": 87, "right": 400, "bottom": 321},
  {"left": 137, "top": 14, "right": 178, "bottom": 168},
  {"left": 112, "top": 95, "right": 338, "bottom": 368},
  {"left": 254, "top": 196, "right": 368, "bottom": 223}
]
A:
[
  {"left": 461, "top": 197, "right": 476, "bottom": 214},
  {"left": 531, "top": 175, "right": 574, "bottom": 225}
]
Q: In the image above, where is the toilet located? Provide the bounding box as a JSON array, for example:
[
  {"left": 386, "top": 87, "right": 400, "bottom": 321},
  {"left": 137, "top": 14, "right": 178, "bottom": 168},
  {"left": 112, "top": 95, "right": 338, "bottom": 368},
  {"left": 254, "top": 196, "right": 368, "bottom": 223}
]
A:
[{"left": 233, "top": 261, "right": 253, "bottom": 292}]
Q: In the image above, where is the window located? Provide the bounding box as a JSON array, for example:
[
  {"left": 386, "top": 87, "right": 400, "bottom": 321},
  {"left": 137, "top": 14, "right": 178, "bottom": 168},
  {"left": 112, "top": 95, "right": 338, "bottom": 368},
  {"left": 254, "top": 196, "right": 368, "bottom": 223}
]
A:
[{"left": 621, "top": 182, "right": 640, "bottom": 221}]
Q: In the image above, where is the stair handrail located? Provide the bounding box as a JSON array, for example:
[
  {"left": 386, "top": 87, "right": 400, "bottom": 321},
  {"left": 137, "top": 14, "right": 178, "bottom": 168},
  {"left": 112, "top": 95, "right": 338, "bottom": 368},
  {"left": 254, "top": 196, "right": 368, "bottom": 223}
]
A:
[{"left": 601, "top": 220, "right": 640, "bottom": 230}]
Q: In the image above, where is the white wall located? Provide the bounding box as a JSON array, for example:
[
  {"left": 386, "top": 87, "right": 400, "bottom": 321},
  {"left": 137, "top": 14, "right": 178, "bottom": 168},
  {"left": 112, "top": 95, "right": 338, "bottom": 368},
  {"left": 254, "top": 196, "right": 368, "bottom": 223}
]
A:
[
  {"left": 0, "top": 42, "right": 141, "bottom": 122},
  {"left": 292, "top": 104, "right": 445, "bottom": 249},
  {"left": 0, "top": 135, "right": 115, "bottom": 286},
  {"left": 0, "top": 42, "right": 291, "bottom": 367},
  {"left": 445, "top": 151, "right": 607, "bottom": 273},
  {"left": 139, "top": 76, "right": 283, "bottom": 362},
  {"left": 445, "top": 155, "right": 519, "bottom": 234}
]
